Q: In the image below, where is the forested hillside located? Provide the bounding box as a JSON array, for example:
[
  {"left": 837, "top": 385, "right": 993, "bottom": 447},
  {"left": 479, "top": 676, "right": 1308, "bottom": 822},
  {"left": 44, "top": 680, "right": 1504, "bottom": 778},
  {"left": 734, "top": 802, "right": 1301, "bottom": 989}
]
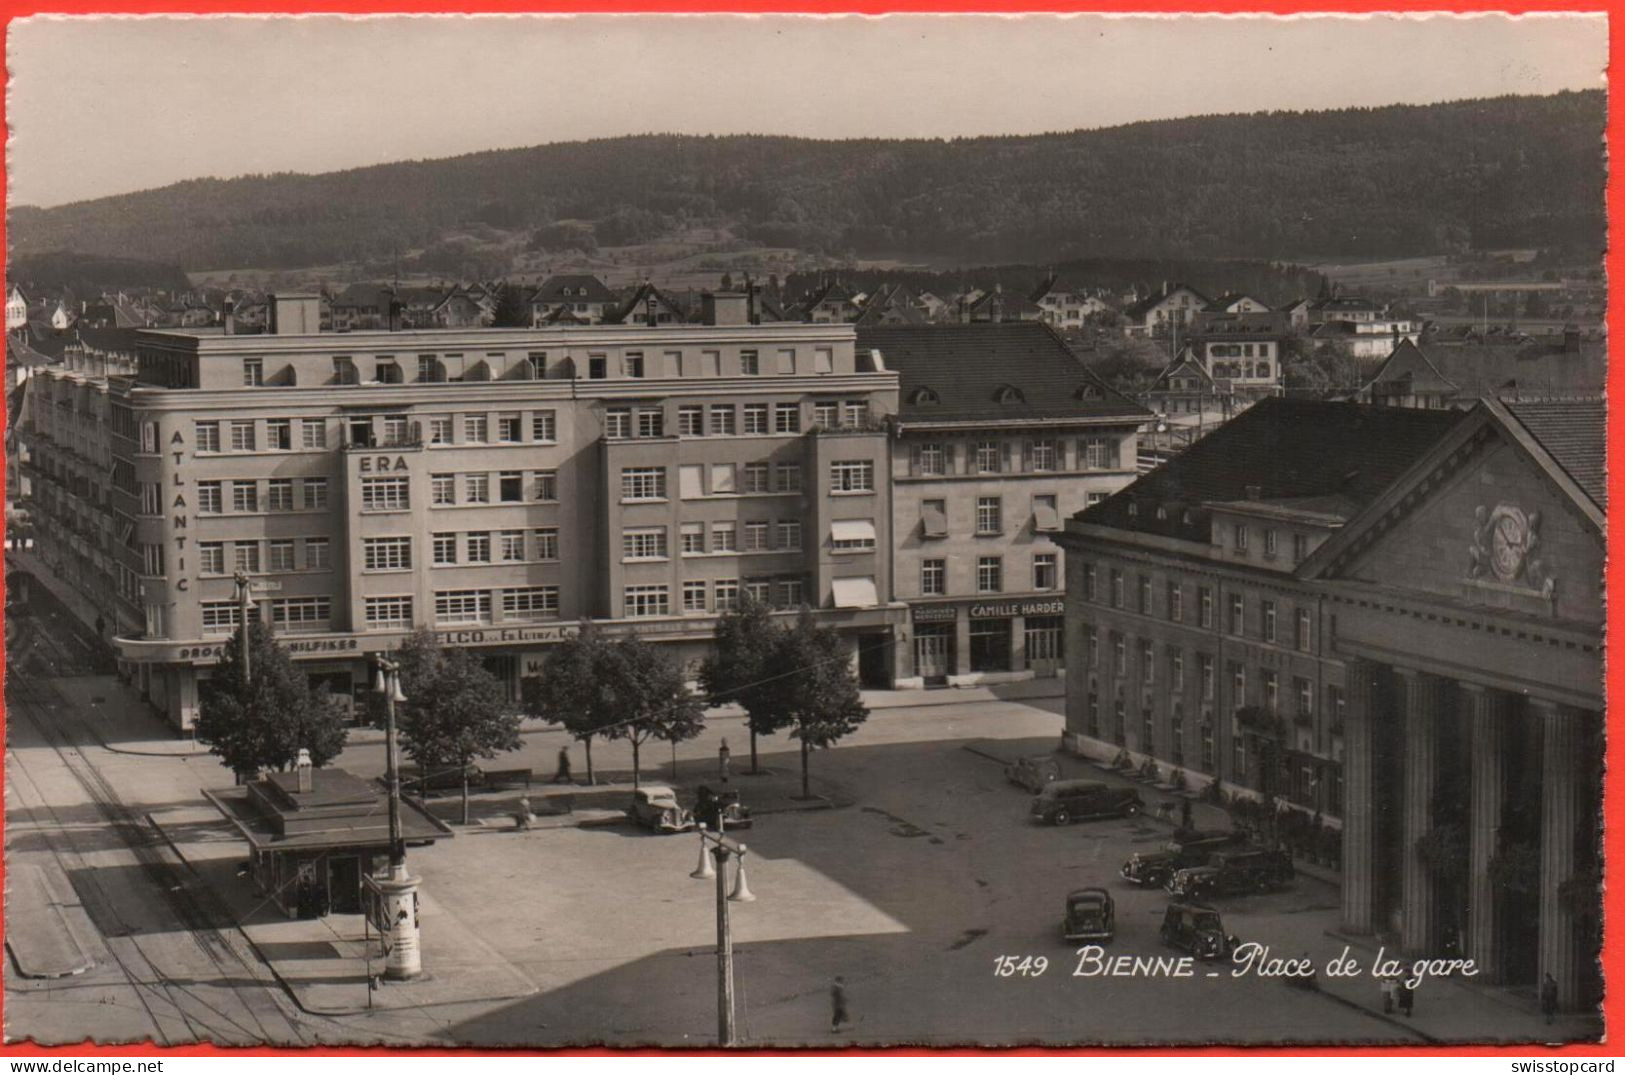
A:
[{"left": 8, "top": 91, "right": 1603, "bottom": 273}]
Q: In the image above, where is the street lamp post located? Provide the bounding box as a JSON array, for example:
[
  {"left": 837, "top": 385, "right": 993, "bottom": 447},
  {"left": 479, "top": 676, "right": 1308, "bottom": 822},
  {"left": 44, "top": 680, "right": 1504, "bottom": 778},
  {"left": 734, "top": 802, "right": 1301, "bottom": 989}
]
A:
[
  {"left": 233, "top": 571, "right": 252, "bottom": 682},
  {"left": 372, "top": 656, "right": 422, "bottom": 980},
  {"left": 691, "top": 823, "right": 755, "bottom": 1046}
]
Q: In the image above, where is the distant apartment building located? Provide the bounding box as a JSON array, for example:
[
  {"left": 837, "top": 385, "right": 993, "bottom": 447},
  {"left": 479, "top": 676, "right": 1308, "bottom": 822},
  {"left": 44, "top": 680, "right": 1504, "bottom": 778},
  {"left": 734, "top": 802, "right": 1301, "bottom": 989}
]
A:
[
  {"left": 22, "top": 295, "right": 906, "bottom": 730},
  {"left": 1122, "top": 283, "right": 1209, "bottom": 338},
  {"left": 529, "top": 275, "right": 619, "bottom": 325},
  {"left": 858, "top": 324, "right": 1149, "bottom": 686}
]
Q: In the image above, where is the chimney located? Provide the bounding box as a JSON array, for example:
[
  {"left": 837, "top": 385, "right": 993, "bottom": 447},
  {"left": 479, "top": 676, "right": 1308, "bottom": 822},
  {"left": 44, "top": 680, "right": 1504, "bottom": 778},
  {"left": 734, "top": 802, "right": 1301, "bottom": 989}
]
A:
[
  {"left": 1244, "top": 484, "right": 1262, "bottom": 500},
  {"left": 702, "top": 291, "right": 749, "bottom": 326},
  {"left": 269, "top": 294, "right": 321, "bottom": 335},
  {"left": 223, "top": 300, "right": 236, "bottom": 335},
  {"left": 295, "top": 748, "right": 313, "bottom": 793}
]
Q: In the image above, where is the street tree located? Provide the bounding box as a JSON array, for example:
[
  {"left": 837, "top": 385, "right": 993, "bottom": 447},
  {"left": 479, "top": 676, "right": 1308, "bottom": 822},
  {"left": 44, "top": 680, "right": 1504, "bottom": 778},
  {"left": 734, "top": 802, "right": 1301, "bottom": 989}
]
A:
[
  {"left": 699, "top": 596, "right": 784, "bottom": 773},
  {"left": 772, "top": 611, "right": 870, "bottom": 798},
  {"left": 524, "top": 621, "right": 620, "bottom": 785},
  {"left": 381, "top": 629, "right": 521, "bottom": 824},
  {"left": 195, "top": 619, "right": 349, "bottom": 782},
  {"left": 603, "top": 635, "right": 706, "bottom": 788}
]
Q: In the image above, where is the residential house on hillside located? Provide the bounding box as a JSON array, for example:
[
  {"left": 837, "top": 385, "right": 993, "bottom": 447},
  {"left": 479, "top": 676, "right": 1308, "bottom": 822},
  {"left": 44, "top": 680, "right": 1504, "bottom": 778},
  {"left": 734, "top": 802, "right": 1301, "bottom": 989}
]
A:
[
  {"left": 1031, "top": 275, "right": 1111, "bottom": 330},
  {"left": 330, "top": 283, "right": 393, "bottom": 331},
  {"left": 1310, "top": 313, "right": 1421, "bottom": 360},
  {"left": 1147, "top": 347, "right": 1222, "bottom": 418},
  {"left": 7, "top": 286, "right": 29, "bottom": 331},
  {"left": 803, "top": 279, "right": 863, "bottom": 324},
  {"left": 1358, "top": 333, "right": 1605, "bottom": 410},
  {"left": 431, "top": 287, "right": 489, "bottom": 328},
  {"left": 962, "top": 285, "right": 1043, "bottom": 324},
  {"left": 1279, "top": 297, "right": 1315, "bottom": 331},
  {"left": 1204, "top": 292, "right": 1271, "bottom": 315},
  {"left": 530, "top": 274, "right": 618, "bottom": 325},
  {"left": 611, "top": 282, "right": 690, "bottom": 326},
  {"left": 855, "top": 285, "right": 928, "bottom": 326},
  {"left": 1122, "top": 283, "right": 1209, "bottom": 338}
]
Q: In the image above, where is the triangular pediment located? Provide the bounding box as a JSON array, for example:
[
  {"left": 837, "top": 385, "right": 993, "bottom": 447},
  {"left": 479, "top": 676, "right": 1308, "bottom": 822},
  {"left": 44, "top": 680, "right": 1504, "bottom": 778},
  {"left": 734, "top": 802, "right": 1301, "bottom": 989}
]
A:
[{"left": 1301, "top": 402, "right": 1602, "bottom": 628}]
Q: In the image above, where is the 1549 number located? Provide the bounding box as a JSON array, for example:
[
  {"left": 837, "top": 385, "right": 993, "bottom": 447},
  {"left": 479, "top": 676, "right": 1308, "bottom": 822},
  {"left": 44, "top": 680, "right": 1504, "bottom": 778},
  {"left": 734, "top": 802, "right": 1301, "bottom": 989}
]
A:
[{"left": 992, "top": 955, "right": 1049, "bottom": 978}]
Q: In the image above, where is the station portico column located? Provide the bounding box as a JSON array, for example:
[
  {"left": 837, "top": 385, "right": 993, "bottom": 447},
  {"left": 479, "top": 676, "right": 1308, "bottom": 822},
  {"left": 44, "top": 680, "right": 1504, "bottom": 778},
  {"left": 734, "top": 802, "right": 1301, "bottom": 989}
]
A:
[
  {"left": 1461, "top": 682, "right": 1510, "bottom": 982},
  {"left": 1340, "top": 658, "right": 1378, "bottom": 934},
  {"left": 1394, "top": 665, "right": 1446, "bottom": 955},
  {"left": 1534, "top": 699, "right": 1583, "bottom": 1009}
]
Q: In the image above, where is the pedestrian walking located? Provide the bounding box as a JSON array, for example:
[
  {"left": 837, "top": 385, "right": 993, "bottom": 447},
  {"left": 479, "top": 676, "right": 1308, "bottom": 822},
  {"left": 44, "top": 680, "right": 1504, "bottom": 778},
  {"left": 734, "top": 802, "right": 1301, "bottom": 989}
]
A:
[
  {"left": 1541, "top": 974, "right": 1559, "bottom": 1025},
  {"left": 553, "top": 747, "right": 573, "bottom": 784},
  {"left": 1397, "top": 978, "right": 1415, "bottom": 1017},
  {"left": 1179, "top": 798, "right": 1193, "bottom": 833},
  {"left": 94, "top": 614, "right": 106, "bottom": 638},
  {"left": 830, "top": 976, "right": 850, "bottom": 1033},
  {"left": 1380, "top": 974, "right": 1398, "bottom": 1014}
]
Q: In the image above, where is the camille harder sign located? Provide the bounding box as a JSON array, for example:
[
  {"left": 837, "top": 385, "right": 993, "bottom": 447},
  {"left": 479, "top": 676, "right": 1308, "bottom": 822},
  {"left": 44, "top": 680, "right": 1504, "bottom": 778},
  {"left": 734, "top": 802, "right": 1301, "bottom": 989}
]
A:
[{"left": 912, "top": 598, "right": 1065, "bottom": 623}]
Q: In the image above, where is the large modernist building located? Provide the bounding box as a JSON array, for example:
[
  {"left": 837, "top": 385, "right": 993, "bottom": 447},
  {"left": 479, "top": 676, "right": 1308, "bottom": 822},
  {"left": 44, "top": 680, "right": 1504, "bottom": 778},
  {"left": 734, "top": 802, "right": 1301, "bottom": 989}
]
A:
[
  {"left": 1059, "top": 396, "right": 1602, "bottom": 1013},
  {"left": 857, "top": 324, "right": 1149, "bottom": 686},
  {"left": 25, "top": 294, "right": 908, "bottom": 728}
]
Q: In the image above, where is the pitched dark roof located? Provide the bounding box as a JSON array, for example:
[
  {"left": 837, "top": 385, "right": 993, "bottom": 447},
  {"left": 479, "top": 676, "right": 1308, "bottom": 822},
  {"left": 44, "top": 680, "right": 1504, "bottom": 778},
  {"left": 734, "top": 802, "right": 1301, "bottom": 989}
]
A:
[
  {"left": 967, "top": 288, "right": 1043, "bottom": 319},
  {"left": 1123, "top": 283, "right": 1210, "bottom": 320},
  {"left": 1502, "top": 397, "right": 1605, "bottom": 508},
  {"left": 1150, "top": 349, "right": 1215, "bottom": 391},
  {"left": 1077, "top": 398, "right": 1464, "bottom": 539},
  {"left": 532, "top": 274, "right": 616, "bottom": 305},
  {"left": 856, "top": 323, "right": 1149, "bottom": 426}
]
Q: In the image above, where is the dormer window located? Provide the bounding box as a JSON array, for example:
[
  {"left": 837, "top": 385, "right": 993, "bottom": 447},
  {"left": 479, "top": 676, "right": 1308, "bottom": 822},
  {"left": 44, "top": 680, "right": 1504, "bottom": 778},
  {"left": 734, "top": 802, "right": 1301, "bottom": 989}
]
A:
[
  {"left": 1127, "top": 502, "right": 1139, "bottom": 517},
  {"left": 994, "top": 385, "right": 1025, "bottom": 404},
  {"left": 909, "top": 386, "right": 940, "bottom": 405},
  {"left": 1075, "top": 384, "right": 1103, "bottom": 400}
]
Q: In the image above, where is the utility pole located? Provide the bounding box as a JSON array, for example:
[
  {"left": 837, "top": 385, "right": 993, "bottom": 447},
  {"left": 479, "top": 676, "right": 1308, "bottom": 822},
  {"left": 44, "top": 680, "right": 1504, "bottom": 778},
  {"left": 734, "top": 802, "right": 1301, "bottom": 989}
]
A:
[
  {"left": 233, "top": 571, "right": 252, "bottom": 682},
  {"left": 690, "top": 822, "right": 754, "bottom": 1046},
  {"left": 371, "top": 656, "right": 421, "bottom": 979}
]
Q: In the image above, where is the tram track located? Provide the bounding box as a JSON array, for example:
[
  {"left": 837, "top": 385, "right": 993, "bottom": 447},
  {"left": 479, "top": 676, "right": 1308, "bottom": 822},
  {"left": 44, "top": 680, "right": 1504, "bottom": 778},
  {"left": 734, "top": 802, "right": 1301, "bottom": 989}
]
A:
[{"left": 6, "top": 672, "right": 311, "bottom": 1046}]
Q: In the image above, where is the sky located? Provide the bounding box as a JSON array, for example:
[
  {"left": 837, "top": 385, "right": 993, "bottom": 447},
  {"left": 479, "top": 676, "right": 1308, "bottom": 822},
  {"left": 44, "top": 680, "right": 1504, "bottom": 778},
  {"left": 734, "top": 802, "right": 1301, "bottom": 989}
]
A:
[{"left": 6, "top": 12, "right": 1607, "bottom": 208}]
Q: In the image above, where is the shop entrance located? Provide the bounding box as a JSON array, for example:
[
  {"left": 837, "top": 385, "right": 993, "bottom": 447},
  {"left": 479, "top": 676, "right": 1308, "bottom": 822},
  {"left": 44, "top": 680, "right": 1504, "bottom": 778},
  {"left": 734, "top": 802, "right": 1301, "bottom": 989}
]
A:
[
  {"left": 914, "top": 624, "right": 955, "bottom": 685},
  {"left": 326, "top": 854, "right": 363, "bottom": 914},
  {"left": 1024, "top": 615, "right": 1064, "bottom": 675},
  {"left": 969, "top": 618, "right": 1011, "bottom": 674},
  {"left": 857, "top": 633, "right": 892, "bottom": 690}
]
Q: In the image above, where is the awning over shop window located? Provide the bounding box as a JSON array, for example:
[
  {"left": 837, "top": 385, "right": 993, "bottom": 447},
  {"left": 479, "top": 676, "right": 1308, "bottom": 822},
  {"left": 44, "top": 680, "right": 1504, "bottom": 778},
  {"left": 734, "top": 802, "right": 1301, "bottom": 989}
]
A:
[
  {"left": 831, "top": 576, "right": 879, "bottom": 609},
  {"left": 921, "top": 502, "right": 949, "bottom": 538},
  {"left": 1033, "top": 502, "right": 1061, "bottom": 532},
  {"left": 830, "top": 519, "right": 877, "bottom": 543}
]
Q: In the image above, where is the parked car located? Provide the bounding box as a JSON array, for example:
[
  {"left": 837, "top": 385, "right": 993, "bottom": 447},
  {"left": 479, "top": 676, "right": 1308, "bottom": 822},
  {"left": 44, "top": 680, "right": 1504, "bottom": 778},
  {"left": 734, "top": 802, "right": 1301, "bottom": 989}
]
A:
[
  {"left": 627, "top": 785, "right": 696, "bottom": 833},
  {"left": 1159, "top": 901, "right": 1240, "bottom": 961},
  {"left": 1165, "top": 848, "right": 1295, "bottom": 899},
  {"left": 1062, "top": 887, "right": 1116, "bottom": 943},
  {"left": 694, "top": 785, "right": 753, "bottom": 831},
  {"left": 1121, "top": 830, "right": 1253, "bottom": 888},
  {"left": 1005, "top": 753, "right": 1063, "bottom": 793},
  {"left": 1030, "top": 780, "right": 1144, "bottom": 825}
]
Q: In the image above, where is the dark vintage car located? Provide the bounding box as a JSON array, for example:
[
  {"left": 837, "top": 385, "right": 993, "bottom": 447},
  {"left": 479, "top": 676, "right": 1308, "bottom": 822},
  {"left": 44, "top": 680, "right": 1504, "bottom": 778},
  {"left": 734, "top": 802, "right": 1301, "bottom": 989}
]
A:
[
  {"left": 1005, "top": 754, "right": 1063, "bottom": 793},
  {"left": 1165, "top": 848, "right": 1295, "bottom": 898},
  {"left": 1120, "top": 830, "right": 1253, "bottom": 888},
  {"left": 694, "top": 785, "right": 753, "bottom": 831},
  {"left": 1159, "top": 901, "right": 1240, "bottom": 961},
  {"left": 627, "top": 785, "right": 696, "bottom": 834},
  {"left": 1062, "top": 887, "right": 1116, "bottom": 943},
  {"left": 1030, "top": 780, "right": 1144, "bottom": 825}
]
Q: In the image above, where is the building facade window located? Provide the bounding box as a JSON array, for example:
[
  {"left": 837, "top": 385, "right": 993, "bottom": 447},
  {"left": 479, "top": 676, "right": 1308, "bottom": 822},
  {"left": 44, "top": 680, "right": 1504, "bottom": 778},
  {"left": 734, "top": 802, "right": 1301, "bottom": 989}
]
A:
[
  {"left": 621, "top": 467, "right": 667, "bottom": 501},
  {"left": 363, "top": 536, "right": 412, "bottom": 571},
  {"left": 503, "top": 587, "right": 559, "bottom": 620},
  {"left": 1297, "top": 608, "right": 1313, "bottom": 652},
  {"left": 436, "top": 590, "right": 491, "bottom": 625},
  {"left": 1262, "top": 600, "right": 1277, "bottom": 643},
  {"left": 830, "top": 461, "right": 874, "bottom": 492},
  {"left": 775, "top": 463, "right": 802, "bottom": 493},
  {"left": 361, "top": 477, "right": 409, "bottom": 511},
  {"left": 196, "top": 421, "right": 220, "bottom": 452},
  {"left": 921, "top": 558, "right": 946, "bottom": 596},
  {"left": 976, "top": 556, "right": 1003, "bottom": 594},
  {"left": 1169, "top": 582, "right": 1183, "bottom": 622},
  {"left": 623, "top": 529, "right": 669, "bottom": 560},
  {"left": 366, "top": 596, "right": 414, "bottom": 630},
  {"left": 743, "top": 404, "right": 769, "bottom": 434},
  {"left": 976, "top": 496, "right": 1002, "bottom": 535},
  {"left": 432, "top": 533, "right": 457, "bottom": 565},
  {"left": 975, "top": 440, "right": 1002, "bottom": 473},
  {"left": 1034, "top": 552, "right": 1057, "bottom": 590}
]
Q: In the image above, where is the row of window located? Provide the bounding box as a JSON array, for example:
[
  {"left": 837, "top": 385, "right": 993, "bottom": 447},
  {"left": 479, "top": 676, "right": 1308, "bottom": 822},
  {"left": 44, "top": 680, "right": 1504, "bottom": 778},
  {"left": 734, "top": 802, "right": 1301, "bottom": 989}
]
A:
[
  {"left": 193, "top": 412, "right": 559, "bottom": 453},
  {"left": 1230, "top": 524, "right": 1311, "bottom": 562},
  {"left": 1082, "top": 564, "right": 1316, "bottom": 651},
  {"left": 1080, "top": 625, "right": 1344, "bottom": 726},
  {"left": 633, "top": 520, "right": 806, "bottom": 558},
  {"left": 907, "top": 437, "right": 1125, "bottom": 477},
  {"left": 199, "top": 539, "right": 330, "bottom": 575},
  {"left": 610, "top": 399, "right": 870, "bottom": 440},
  {"left": 200, "top": 597, "right": 333, "bottom": 633},
  {"left": 918, "top": 493, "right": 1087, "bottom": 539},
  {"left": 676, "top": 462, "right": 804, "bottom": 499},
  {"left": 620, "top": 461, "right": 873, "bottom": 502},
  {"left": 431, "top": 471, "right": 558, "bottom": 506},
  {"left": 626, "top": 576, "right": 812, "bottom": 618},
  {"left": 197, "top": 478, "right": 326, "bottom": 514},
  {"left": 920, "top": 552, "right": 1057, "bottom": 596},
  {"left": 433, "top": 529, "right": 560, "bottom": 565}
]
